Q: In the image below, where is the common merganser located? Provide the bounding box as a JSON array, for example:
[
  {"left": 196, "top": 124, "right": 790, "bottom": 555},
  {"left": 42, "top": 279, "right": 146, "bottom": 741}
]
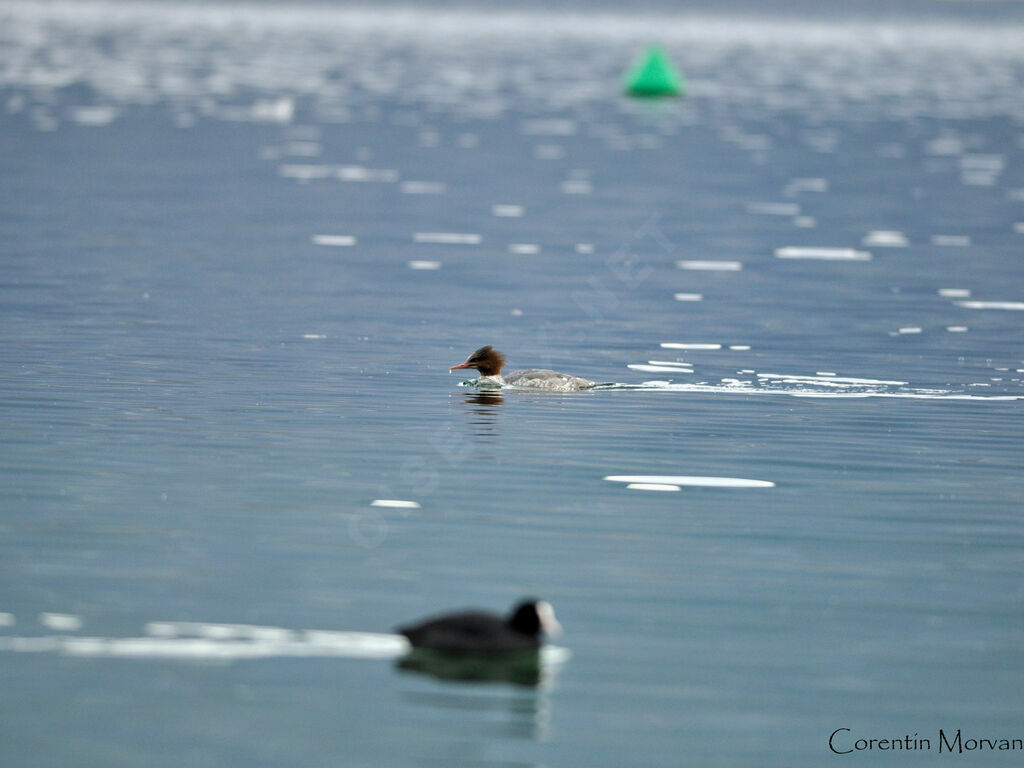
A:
[
  {"left": 397, "top": 599, "right": 561, "bottom": 653},
  {"left": 449, "top": 345, "right": 597, "bottom": 391}
]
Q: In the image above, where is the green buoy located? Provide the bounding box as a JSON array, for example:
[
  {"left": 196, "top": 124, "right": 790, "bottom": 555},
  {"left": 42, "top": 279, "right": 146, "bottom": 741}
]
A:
[{"left": 624, "top": 46, "right": 685, "bottom": 98}]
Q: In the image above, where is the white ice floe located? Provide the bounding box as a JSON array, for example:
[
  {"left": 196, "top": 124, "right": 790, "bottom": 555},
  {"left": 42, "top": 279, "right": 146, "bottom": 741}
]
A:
[
  {"left": 69, "top": 105, "right": 119, "bottom": 126},
  {"left": 627, "top": 364, "right": 693, "bottom": 373},
  {"left": 0, "top": 619, "right": 572, "bottom": 667},
  {"left": 492, "top": 204, "right": 525, "bottom": 217},
  {"left": 676, "top": 260, "right": 742, "bottom": 271},
  {"left": 370, "top": 499, "right": 421, "bottom": 509},
  {"left": 312, "top": 234, "right": 356, "bottom": 247},
  {"left": 775, "top": 247, "right": 871, "bottom": 261},
  {"left": 508, "top": 243, "right": 540, "bottom": 254},
  {"left": 413, "top": 233, "right": 481, "bottom": 245},
  {"left": 337, "top": 166, "right": 399, "bottom": 182},
  {"left": 863, "top": 230, "right": 908, "bottom": 247},
  {"left": 606, "top": 475, "right": 775, "bottom": 489},
  {"left": 660, "top": 342, "right": 721, "bottom": 350},
  {"left": 400, "top": 181, "right": 446, "bottom": 195},
  {"left": 956, "top": 300, "right": 1024, "bottom": 311},
  {"left": 39, "top": 613, "right": 82, "bottom": 631}
]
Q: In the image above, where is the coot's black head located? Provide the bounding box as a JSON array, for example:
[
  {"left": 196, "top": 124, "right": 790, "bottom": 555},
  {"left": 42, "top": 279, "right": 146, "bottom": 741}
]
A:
[
  {"left": 508, "top": 599, "right": 561, "bottom": 638},
  {"left": 450, "top": 346, "right": 506, "bottom": 377}
]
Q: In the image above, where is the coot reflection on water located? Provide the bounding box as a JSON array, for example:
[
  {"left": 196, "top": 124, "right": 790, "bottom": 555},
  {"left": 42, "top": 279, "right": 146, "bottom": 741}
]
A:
[
  {"left": 396, "top": 648, "right": 544, "bottom": 687},
  {"left": 396, "top": 599, "right": 561, "bottom": 653}
]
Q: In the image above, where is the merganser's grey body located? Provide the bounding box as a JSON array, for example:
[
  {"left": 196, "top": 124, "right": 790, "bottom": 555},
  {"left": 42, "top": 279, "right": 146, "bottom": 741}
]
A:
[
  {"left": 451, "top": 347, "right": 598, "bottom": 391},
  {"left": 485, "top": 370, "right": 595, "bottom": 391}
]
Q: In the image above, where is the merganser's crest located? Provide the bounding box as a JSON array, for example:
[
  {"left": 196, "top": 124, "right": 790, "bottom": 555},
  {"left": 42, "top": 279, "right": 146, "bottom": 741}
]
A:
[{"left": 450, "top": 346, "right": 598, "bottom": 391}]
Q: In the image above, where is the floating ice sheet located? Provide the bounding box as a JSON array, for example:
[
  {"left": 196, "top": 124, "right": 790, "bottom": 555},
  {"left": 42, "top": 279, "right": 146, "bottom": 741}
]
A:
[
  {"left": 956, "top": 300, "right": 1024, "bottom": 311},
  {"left": 371, "top": 499, "right": 421, "bottom": 509},
  {"left": 661, "top": 342, "right": 721, "bottom": 350},
  {"left": 413, "top": 233, "right": 481, "bottom": 245},
  {"left": 401, "top": 181, "right": 446, "bottom": 195},
  {"left": 627, "top": 364, "right": 693, "bottom": 373},
  {"left": 337, "top": 166, "right": 399, "bottom": 182},
  {"left": 509, "top": 244, "right": 540, "bottom": 254},
  {"left": 312, "top": 234, "right": 356, "bottom": 247},
  {"left": 606, "top": 475, "right": 775, "bottom": 489},
  {"left": 863, "top": 230, "right": 908, "bottom": 247},
  {"left": 677, "top": 260, "right": 742, "bottom": 271},
  {"left": 0, "top": 620, "right": 572, "bottom": 665},
  {"left": 39, "top": 613, "right": 82, "bottom": 631},
  {"left": 69, "top": 105, "right": 119, "bottom": 126},
  {"left": 279, "top": 164, "right": 398, "bottom": 182},
  {"left": 775, "top": 247, "right": 871, "bottom": 261}
]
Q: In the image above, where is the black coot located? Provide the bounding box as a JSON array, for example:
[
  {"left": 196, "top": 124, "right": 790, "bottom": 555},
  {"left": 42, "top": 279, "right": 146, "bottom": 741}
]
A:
[{"left": 396, "top": 598, "right": 560, "bottom": 654}]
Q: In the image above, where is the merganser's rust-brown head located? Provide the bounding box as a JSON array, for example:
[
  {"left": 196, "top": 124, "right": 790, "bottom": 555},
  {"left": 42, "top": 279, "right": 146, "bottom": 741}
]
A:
[{"left": 450, "top": 346, "right": 506, "bottom": 377}]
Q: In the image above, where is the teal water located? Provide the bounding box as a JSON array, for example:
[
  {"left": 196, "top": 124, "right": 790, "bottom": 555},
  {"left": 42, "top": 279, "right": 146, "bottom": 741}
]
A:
[{"left": 1, "top": 3, "right": 1023, "bottom": 766}]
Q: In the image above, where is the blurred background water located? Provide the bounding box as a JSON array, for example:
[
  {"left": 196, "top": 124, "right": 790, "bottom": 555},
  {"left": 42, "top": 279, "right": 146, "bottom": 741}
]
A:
[{"left": 1, "top": 1, "right": 1023, "bottom": 766}]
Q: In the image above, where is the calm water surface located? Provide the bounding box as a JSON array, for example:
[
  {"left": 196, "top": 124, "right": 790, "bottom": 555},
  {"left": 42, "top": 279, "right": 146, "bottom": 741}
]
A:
[{"left": 1, "top": 2, "right": 1023, "bottom": 766}]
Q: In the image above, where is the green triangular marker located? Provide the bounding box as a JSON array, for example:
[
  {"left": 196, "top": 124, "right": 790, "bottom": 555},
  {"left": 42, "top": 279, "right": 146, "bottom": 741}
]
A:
[{"left": 624, "top": 46, "right": 685, "bottom": 98}]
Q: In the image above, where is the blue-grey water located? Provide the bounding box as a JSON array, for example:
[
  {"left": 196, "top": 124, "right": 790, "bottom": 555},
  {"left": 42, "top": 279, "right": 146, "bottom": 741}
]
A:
[{"left": 2, "top": 2, "right": 1023, "bottom": 766}]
